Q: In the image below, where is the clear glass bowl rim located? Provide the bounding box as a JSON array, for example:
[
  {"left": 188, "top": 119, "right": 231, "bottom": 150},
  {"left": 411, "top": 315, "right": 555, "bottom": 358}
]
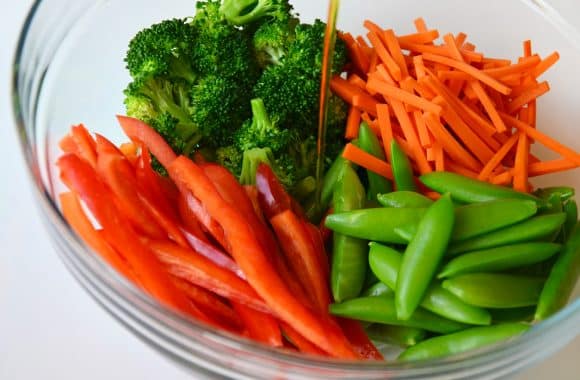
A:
[{"left": 11, "top": 0, "right": 580, "bottom": 378}]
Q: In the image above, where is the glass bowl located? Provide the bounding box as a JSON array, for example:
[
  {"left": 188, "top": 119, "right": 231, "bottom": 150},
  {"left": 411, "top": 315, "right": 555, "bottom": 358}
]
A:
[{"left": 12, "top": 0, "right": 580, "bottom": 378}]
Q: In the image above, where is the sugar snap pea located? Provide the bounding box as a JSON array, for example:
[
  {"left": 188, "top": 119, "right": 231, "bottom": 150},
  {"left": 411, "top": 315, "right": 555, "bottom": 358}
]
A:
[
  {"left": 393, "top": 199, "right": 538, "bottom": 243},
  {"left": 361, "top": 282, "right": 394, "bottom": 297},
  {"left": 358, "top": 122, "right": 393, "bottom": 200},
  {"left": 329, "top": 295, "right": 468, "bottom": 334},
  {"left": 442, "top": 273, "right": 545, "bottom": 308},
  {"left": 331, "top": 162, "right": 368, "bottom": 302},
  {"left": 377, "top": 191, "right": 433, "bottom": 208},
  {"left": 366, "top": 324, "right": 426, "bottom": 347},
  {"left": 562, "top": 200, "right": 578, "bottom": 241},
  {"left": 438, "top": 242, "right": 562, "bottom": 278},
  {"left": 420, "top": 171, "right": 542, "bottom": 204},
  {"left": 369, "top": 242, "right": 491, "bottom": 325},
  {"left": 391, "top": 140, "right": 417, "bottom": 192},
  {"left": 535, "top": 222, "right": 580, "bottom": 320},
  {"left": 534, "top": 186, "right": 575, "bottom": 203},
  {"left": 324, "top": 207, "right": 426, "bottom": 244},
  {"left": 398, "top": 323, "right": 529, "bottom": 361},
  {"left": 397, "top": 194, "right": 455, "bottom": 320},
  {"left": 447, "top": 213, "right": 566, "bottom": 256},
  {"left": 490, "top": 307, "right": 535, "bottom": 323},
  {"left": 540, "top": 193, "right": 563, "bottom": 215}
]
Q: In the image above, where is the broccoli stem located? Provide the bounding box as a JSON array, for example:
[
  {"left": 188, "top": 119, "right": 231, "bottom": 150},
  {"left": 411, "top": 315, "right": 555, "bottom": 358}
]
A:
[
  {"left": 239, "top": 147, "right": 273, "bottom": 185},
  {"left": 250, "top": 98, "right": 272, "bottom": 131}
]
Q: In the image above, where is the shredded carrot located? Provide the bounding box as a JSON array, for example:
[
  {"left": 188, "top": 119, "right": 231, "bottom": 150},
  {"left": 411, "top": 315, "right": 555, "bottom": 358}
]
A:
[
  {"left": 513, "top": 132, "right": 530, "bottom": 192},
  {"left": 533, "top": 52, "right": 560, "bottom": 78},
  {"left": 477, "top": 133, "right": 520, "bottom": 181},
  {"left": 367, "top": 31, "right": 402, "bottom": 81},
  {"left": 506, "top": 81, "right": 549, "bottom": 114},
  {"left": 383, "top": 29, "right": 409, "bottom": 77},
  {"left": 345, "top": 107, "right": 361, "bottom": 140},
  {"left": 366, "top": 76, "right": 442, "bottom": 114},
  {"left": 397, "top": 30, "right": 439, "bottom": 45},
  {"left": 390, "top": 100, "right": 432, "bottom": 173}
]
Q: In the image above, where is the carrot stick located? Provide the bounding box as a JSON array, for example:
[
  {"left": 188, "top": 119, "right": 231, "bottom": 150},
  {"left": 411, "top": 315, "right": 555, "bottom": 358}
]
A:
[
  {"left": 413, "top": 55, "right": 427, "bottom": 79},
  {"left": 367, "top": 31, "right": 402, "bottom": 81},
  {"left": 342, "top": 142, "right": 394, "bottom": 179},
  {"left": 470, "top": 81, "right": 508, "bottom": 132},
  {"left": 483, "top": 55, "right": 540, "bottom": 78},
  {"left": 446, "top": 160, "right": 480, "bottom": 179},
  {"left": 383, "top": 29, "right": 409, "bottom": 77},
  {"left": 377, "top": 104, "right": 394, "bottom": 160},
  {"left": 414, "top": 17, "right": 429, "bottom": 33},
  {"left": 397, "top": 30, "right": 439, "bottom": 45},
  {"left": 422, "top": 53, "right": 512, "bottom": 95},
  {"left": 513, "top": 132, "right": 530, "bottom": 192},
  {"left": 345, "top": 107, "right": 362, "bottom": 140},
  {"left": 528, "top": 159, "right": 579, "bottom": 176},
  {"left": 348, "top": 73, "right": 367, "bottom": 89},
  {"left": 390, "top": 100, "right": 432, "bottom": 173},
  {"left": 506, "top": 81, "right": 550, "bottom": 114},
  {"left": 350, "top": 42, "right": 371, "bottom": 74},
  {"left": 413, "top": 110, "right": 432, "bottom": 148},
  {"left": 352, "top": 94, "right": 379, "bottom": 116},
  {"left": 423, "top": 112, "right": 482, "bottom": 171},
  {"left": 499, "top": 112, "right": 580, "bottom": 165},
  {"left": 533, "top": 52, "right": 560, "bottom": 78},
  {"left": 477, "top": 133, "right": 520, "bottom": 181},
  {"left": 433, "top": 143, "right": 445, "bottom": 171},
  {"left": 400, "top": 41, "right": 483, "bottom": 62},
  {"left": 366, "top": 76, "right": 442, "bottom": 114},
  {"left": 490, "top": 171, "right": 513, "bottom": 185}
]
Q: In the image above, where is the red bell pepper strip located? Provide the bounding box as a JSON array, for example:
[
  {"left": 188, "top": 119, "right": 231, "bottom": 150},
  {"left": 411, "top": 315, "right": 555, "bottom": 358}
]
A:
[
  {"left": 180, "top": 191, "right": 229, "bottom": 250},
  {"left": 168, "top": 156, "right": 357, "bottom": 358},
  {"left": 116, "top": 115, "right": 177, "bottom": 169},
  {"left": 337, "top": 318, "right": 384, "bottom": 360},
  {"left": 280, "top": 323, "right": 328, "bottom": 357},
  {"left": 71, "top": 124, "right": 98, "bottom": 168},
  {"left": 95, "top": 135, "right": 166, "bottom": 240},
  {"left": 303, "top": 221, "right": 330, "bottom": 280},
  {"left": 179, "top": 227, "right": 245, "bottom": 279},
  {"left": 148, "top": 240, "right": 271, "bottom": 314},
  {"left": 270, "top": 209, "right": 332, "bottom": 314},
  {"left": 57, "top": 154, "right": 201, "bottom": 319},
  {"left": 173, "top": 278, "right": 243, "bottom": 332},
  {"left": 255, "top": 163, "right": 293, "bottom": 219},
  {"left": 59, "top": 134, "right": 79, "bottom": 155},
  {"left": 233, "top": 302, "right": 283, "bottom": 347},
  {"left": 177, "top": 194, "right": 210, "bottom": 243},
  {"left": 60, "top": 192, "right": 137, "bottom": 283}
]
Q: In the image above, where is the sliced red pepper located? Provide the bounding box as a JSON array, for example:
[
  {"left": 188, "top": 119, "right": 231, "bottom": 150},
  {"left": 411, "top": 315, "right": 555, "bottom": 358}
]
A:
[
  {"left": 180, "top": 227, "right": 245, "bottom": 279},
  {"left": 270, "top": 209, "right": 331, "bottom": 314},
  {"left": 280, "top": 323, "right": 328, "bottom": 357},
  {"left": 168, "top": 156, "right": 357, "bottom": 358},
  {"left": 303, "top": 221, "right": 330, "bottom": 280},
  {"left": 148, "top": 240, "right": 270, "bottom": 314},
  {"left": 318, "top": 208, "right": 334, "bottom": 244},
  {"left": 180, "top": 191, "right": 229, "bottom": 250},
  {"left": 71, "top": 124, "right": 98, "bottom": 168},
  {"left": 60, "top": 192, "right": 137, "bottom": 283},
  {"left": 337, "top": 318, "right": 384, "bottom": 361},
  {"left": 59, "top": 134, "right": 79, "bottom": 155},
  {"left": 256, "top": 163, "right": 293, "bottom": 219},
  {"left": 57, "top": 154, "right": 200, "bottom": 319},
  {"left": 95, "top": 135, "right": 166, "bottom": 240},
  {"left": 173, "top": 278, "right": 243, "bottom": 332},
  {"left": 116, "top": 115, "right": 177, "bottom": 169},
  {"left": 233, "top": 302, "right": 283, "bottom": 347},
  {"left": 177, "top": 194, "right": 210, "bottom": 243}
]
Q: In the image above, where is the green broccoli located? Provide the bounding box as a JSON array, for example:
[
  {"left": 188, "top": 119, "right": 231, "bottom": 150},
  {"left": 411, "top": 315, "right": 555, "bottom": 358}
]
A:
[{"left": 220, "top": 0, "right": 292, "bottom": 26}]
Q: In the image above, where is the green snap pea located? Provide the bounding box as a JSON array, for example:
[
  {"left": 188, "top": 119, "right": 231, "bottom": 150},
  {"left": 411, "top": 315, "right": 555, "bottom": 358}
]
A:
[
  {"left": 535, "top": 222, "right": 580, "bottom": 320},
  {"left": 420, "top": 171, "right": 542, "bottom": 205},
  {"left": 369, "top": 243, "right": 491, "bottom": 325},
  {"left": 329, "top": 295, "right": 468, "bottom": 334},
  {"left": 562, "top": 200, "right": 578, "bottom": 241},
  {"left": 366, "top": 324, "right": 427, "bottom": 347},
  {"left": 534, "top": 186, "right": 575, "bottom": 203},
  {"left": 540, "top": 193, "right": 563, "bottom": 215},
  {"left": 447, "top": 213, "right": 567, "bottom": 256},
  {"left": 397, "top": 194, "right": 455, "bottom": 320},
  {"left": 438, "top": 242, "right": 562, "bottom": 279},
  {"left": 358, "top": 122, "right": 393, "bottom": 200},
  {"left": 393, "top": 199, "right": 538, "bottom": 243},
  {"left": 377, "top": 191, "right": 433, "bottom": 208},
  {"left": 490, "top": 307, "right": 535, "bottom": 323},
  {"left": 398, "top": 323, "right": 529, "bottom": 361},
  {"left": 391, "top": 140, "right": 417, "bottom": 192},
  {"left": 324, "top": 207, "right": 426, "bottom": 244},
  {"left": 442, "top": 273, "right": 545, "bottom": 308},
  {"left": 361, "top": 282, "right": 394, "bottom": 297},
  {"left": 331, "top": 163, "right": 368, "bottom": 302}
]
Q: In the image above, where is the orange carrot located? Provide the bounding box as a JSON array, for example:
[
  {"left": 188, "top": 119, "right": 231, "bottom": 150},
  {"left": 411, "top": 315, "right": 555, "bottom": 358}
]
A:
[
  {"left": 506, "top": 81, "right": 549, "bottom": 114},
  {"left": 383, "top": 29, "right": 409, "bottom": 77},
  {"left": 377, "top": 104, "right": 394, "bottom": 160},
  {"left": 342, "top": 142, "right": 394, "bottom": 179},
  {"left": 533, "top": 52, "right": 560, "bottom": 78},
  {"left": 366, "top": 76, "right": 442, "bottom": 114},
  {"left": 477, "top": 133, "right": 520, "bottom": 181},
  {"left": 345, "top": 107, "right": 362, "bottom": 140},
  {"left": 397, "top": 30, "right": 439, "bottom": 45},
  {"left": 513, "top": 132, "right": 530, "bottom": 192},
  {"left": 367, "top": 31, "right": 402, "bottom": 81}
]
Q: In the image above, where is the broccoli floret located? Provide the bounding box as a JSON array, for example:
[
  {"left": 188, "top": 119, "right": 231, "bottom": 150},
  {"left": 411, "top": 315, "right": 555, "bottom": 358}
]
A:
[
  {"left": 215, "top": 145, "right": 244, "bottom": 174},
  {"left": 220, "top": 0, "right": 292, "bottom": 26},
  {"left": 125, "top": 18, "right": 197, "bottom": 83},
  {"left": 239, "top": 147, "right": 296, "bottom": 187},
  {"left": 253, "top": 15, "right": 298, "bottom": 67},
  {"left": 234, "top": 98, "right": 292, "bottom": 152}
]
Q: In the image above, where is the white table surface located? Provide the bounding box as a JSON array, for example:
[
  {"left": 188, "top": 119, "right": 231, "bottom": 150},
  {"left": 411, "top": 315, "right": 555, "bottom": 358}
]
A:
[{"left": 0, "top": 1, "right": 578, "bottom": 379}]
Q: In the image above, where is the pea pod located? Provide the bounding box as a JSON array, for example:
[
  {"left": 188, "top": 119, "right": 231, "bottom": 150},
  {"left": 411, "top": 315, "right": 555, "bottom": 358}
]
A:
[
  {"left": 397, "top": 194, "right": 455, "bottom": 320},
  {"left": 391, "top": 140, "right": 417, "bottom": 192},
  {"left": 325, "top": 207, "right": 426, "bottom": 244},
  {"left": 331, "top": 162, "right": 368, "bottom": 302},
  {"left": 442, "top": 273, "right": 545, "bottom": 308},
  {"left": 398, "top": 323, "right": 529, "bottom": 361},
  {"left": 377, "top": 191, "right": 433, "bottom": 208},
  {"left": 366, "top": 324, "right": 426, "bottom": 347},
  {"left": 490, "top": 307, "right": 535, "bottom": 323},
  {"left": 534, "top": 186, "right": 575, "bottom": 203},
  {"left": 393, "top": 199, "right": 538, "bottom": 243},
  {"left": 420, "top": 171, "right": 542, "bottom": 205},
  {"left": 562, "top": 200, "right": 578, "bottom": 241},
  {"left": 447, "top": 213, "right": 567, "bottom": 256},
  {"left": 361, "top": 282, "right": 393, "bottom": 297},
  {"left": 369, "top": 242, "right": 491, "bottom": 325},
  {"left": 329, "top": 296, "right": 468, "bottom": 334},
  {"left": 438, "top": 242, "right": 562, "bottom": 278},
  {"left": 540, "top": 193, "right": 563, "bottom": 215},
  {"left": 535, "top": 222, "right": 580, "bottom": 320},
  {"left": 358, "top": 122, "right": 393, "bottom": 200}
]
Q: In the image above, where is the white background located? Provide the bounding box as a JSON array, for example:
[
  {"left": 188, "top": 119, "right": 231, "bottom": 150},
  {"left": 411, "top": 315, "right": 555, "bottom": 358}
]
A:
[{"left": 0, "top": 1, "right": 578, "bottom": 379}]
